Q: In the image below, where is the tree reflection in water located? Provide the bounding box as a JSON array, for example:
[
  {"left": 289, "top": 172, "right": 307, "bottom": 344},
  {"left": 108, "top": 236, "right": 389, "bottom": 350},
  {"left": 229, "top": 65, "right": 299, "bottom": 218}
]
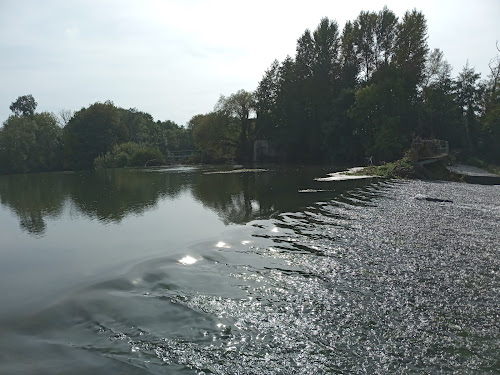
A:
[
  {"left": 0, "top": 166, "right": 376, "bottom": 236},
  {"left": 0, "top": 173, "right": 67, "bottom": 236}
]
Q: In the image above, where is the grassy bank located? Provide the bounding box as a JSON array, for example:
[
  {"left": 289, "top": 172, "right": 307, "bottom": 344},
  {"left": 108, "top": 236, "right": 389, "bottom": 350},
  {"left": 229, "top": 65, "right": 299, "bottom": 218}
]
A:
[
  {"left": 357, "top": 151, "right": 462, "bottom": 181},
  {"left": 360, "top": 155, "right": 418, "bottom": 179}
]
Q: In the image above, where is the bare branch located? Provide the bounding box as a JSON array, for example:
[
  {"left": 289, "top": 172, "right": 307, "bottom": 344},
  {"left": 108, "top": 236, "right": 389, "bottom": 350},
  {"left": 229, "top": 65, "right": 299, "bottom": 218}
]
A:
[{"left": 57, "top": 109, "right": 74, "bottom": 127}]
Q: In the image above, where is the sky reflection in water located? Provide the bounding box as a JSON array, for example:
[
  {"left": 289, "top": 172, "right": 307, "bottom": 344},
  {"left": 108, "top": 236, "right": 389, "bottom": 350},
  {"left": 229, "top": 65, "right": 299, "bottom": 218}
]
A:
[{"left": 0, "top": 167, "right": 497, "bottom": 374}]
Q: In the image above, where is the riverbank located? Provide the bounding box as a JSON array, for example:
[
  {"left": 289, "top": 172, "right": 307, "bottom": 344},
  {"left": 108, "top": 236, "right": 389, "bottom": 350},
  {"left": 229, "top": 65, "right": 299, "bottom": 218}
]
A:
[
  {"left": 355, "top": 155, "right": 500, "bottom": 184},
  {"left": 446, "top": 164, "right": 500, "bottom": 185}
]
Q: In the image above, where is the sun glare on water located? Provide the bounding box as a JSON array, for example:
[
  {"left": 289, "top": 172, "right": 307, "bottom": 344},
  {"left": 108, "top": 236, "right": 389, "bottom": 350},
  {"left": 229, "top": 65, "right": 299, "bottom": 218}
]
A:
[{"left": 178, "top": 255, "right": 198, "bottom": 265}]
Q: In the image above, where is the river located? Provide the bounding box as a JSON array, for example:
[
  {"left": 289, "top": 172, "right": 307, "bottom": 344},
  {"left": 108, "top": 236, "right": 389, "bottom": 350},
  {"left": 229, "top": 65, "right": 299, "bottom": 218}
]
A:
[{"left": 0, "top": 165, "right": 498, "bottom": 374}]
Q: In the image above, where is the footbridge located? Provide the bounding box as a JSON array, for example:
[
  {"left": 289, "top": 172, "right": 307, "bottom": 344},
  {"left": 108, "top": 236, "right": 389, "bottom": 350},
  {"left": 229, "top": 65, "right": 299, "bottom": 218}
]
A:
[
  {"left": 412, "top": 138, "right": 449, "bottom": 164},
  {"left": 165, "top": 150, "right": 201, "bottom": 162}
]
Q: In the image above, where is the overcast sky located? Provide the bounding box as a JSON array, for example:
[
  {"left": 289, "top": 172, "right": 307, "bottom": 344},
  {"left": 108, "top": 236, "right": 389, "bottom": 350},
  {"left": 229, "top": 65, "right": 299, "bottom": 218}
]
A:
[{"left": 1, "top": 0, "right": 499, "bottom": 126}]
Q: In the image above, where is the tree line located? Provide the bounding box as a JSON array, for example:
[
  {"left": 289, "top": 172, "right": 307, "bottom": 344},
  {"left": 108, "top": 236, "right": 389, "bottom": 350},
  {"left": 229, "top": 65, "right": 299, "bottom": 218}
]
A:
[
  {"left": 252, "top": 7, "right": 500, "bottom": 164},
  {"left": 0, "top": 97, "right": 195, "bottom": 174},
  {"left": 1, "top": 7, "right": 499, "bottom": 175},
  {"left": 190, "top": 7, "right": 499, "bottom": 164}
]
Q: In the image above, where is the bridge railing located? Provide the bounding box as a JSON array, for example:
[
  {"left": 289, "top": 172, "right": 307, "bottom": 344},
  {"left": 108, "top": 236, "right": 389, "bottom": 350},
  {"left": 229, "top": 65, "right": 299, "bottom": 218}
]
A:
[
  {"left": 411, "top": 138, "right": 449, "bottom": 160},
  {"left": 165, "top": 150, "right": 201, "bottom": 160}
]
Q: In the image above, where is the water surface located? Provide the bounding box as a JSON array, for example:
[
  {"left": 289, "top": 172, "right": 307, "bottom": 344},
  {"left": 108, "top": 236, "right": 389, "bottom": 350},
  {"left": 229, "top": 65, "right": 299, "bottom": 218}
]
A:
[{"left": 0, "top": 166, "right": 498, "bottom": 374}]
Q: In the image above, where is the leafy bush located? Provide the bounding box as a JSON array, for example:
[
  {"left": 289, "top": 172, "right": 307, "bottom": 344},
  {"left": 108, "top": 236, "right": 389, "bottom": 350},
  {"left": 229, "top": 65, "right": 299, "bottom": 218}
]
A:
[
  {"left": 0, "top": 112, "right": 62, "bottom": 174},
  {"left": 361, "top": 152, "right": 417, "bottom": 179},
  {"left": 94, "top": 142, "right": 165, "bottom": 169}
]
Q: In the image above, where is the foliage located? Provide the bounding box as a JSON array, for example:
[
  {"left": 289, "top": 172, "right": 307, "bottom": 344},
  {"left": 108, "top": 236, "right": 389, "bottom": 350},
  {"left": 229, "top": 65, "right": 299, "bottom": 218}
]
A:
[
  {"left": 253, "top": 17, "right": 345, "bottom": 161},
  {"left": 63, "top": 101, "right": 126, "bottom": 170},
  {"left": 253, "top": 7, "right": 430, "bottom": 163},
  {"left": 421, "top": 62, "right": 463, "bottom": 145},
  {"left": 0, "top": 112, "right": 62, "bottom": 174},
  {"left": 159, "top": 119, "right": 195, "bottom": 152},
  {"left": 189, "top": 112, "right": 240, "bottom": 162},
  {"left": 63, "top": 103, "right": 193, "bottom": 170},
  {"left": 361, "top": 152, "right": 418, "bottom": 179},
  {"left": 116, "top": 108, "right": 193, "bottom": 154},
  {"left": 454, "top": 63, "right": 484, "bottom": 152},
  {"left": 57, "top": 109, "right": 74, "bottom": 127},
  {"left": 348, "top": 65, "right": 408, "bottom": 161},
  {"left": 1, "top": 8, "right": 499, "bottom": 173},
  {"left": 214, "top": 89, "right": 256, "bottom": 161},
  {"left": 94, "top": 142, "right": 165, "bottom": 169},
  {"left": 9, "top": 95, "right": 37, "bottom": 117},
  {"left": 393, "top": 9, "right": 429, "bottom": 92},
  {"left": 1, "top": 95, "right": 195, "bottom": 174},
  {"left": 479, "top": 49, "right": 500, "bottom": 163},
  {"left": 251, "top": 7, "right": 496, "bottom": 166},
  {"left": 482, "top": 101, "right": 500, "bottom": 162}
]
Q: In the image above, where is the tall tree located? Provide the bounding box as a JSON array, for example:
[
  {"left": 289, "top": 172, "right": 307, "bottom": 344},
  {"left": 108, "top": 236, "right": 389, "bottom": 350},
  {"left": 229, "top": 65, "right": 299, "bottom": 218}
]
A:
[
  {"left": 420, "top": 49, "right": 462, "bottom": 143},
  {"left": 158, "top": 120, "right": 194, "bottom": 152},
  {"left": 348, "top": 65, "right": 407, "bottom": 161},
  {"left": 422, "top": 68, "right": 462, "bottom": 143},
  {"left": 57, "top": 109, "right": 74, "bottom": 127},
  {"left": 340, "top": 20, "right": 359, "bottom": 89},
  {"left": 0, "top": 112, "right": 62, "bottom": 174},
  {"left": 214, "top": 89, "right": 256, "bottom": 161},
  {"left": 455, "top": 63, "right": 484, "bottom": 150},
  {"left": 295, "top": 30, "right": 315, "bottom": 81},
  {"left": 255, "top": 60, "right": 280, "bottom": 139},
  {"left": 189, "top": 112, "right": 240, "bottom": 162},
  {"left": 481, "top": 44, "right": 500, "bottom": 161},
  {"left": 423, "top": 48, "right": 452, "bottom": 87},
  {"left": 353, "top": 10, "right": 378, "bottom": 81},
  {"left": 117, "top": 108, "right": 169, "bottom": 154},
  {"left": 274, "top": 56, "right": 301, "bottom": 143},
  {"left": 9, "top": 95, "right": 37, "bottom": 117},
  {"left": 374, "top": 6, "right": 398, "bottom": 68},
  {"left": 309, "top": 18, "right": 342, "bottom": 158},
  {"left": 393, "top": 9, "right": 429, "bottom": 93},
  {"left": 483, "top": 43, "right": 500, "bottom": 120},
  {"left": 215, "top": 90, "right": 255, "bottom": 139},
  {"left": 352, "top": 7, "right": 397, "bottom": 81},
  {"left": 63, "top": 101, "right": 127, "bottom": 170},
  {"left": 312, "top": 17, "right": 341, "bottom": 81}
]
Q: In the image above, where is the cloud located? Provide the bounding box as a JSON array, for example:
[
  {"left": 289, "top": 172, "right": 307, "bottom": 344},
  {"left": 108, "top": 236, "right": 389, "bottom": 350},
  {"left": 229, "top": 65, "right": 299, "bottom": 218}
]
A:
[
  {"left": 64, "top": 26, "right": 80, "bottom": 40},
  {"left": 1, "top": 0, "right": 499, "bottom": 126}
]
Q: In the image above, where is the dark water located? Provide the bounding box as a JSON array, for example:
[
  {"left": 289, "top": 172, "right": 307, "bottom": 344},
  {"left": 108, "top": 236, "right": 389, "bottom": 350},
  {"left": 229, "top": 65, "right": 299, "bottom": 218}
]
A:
[{"left": 0, "top": 166, "right": 498, "bottom": 374}]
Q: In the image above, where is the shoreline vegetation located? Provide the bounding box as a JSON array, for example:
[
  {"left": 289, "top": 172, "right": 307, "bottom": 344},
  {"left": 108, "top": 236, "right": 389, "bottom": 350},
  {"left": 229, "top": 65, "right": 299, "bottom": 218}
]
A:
[
  {"left": 353, "top": 152, "right": 500, "bottom": 183},
  {"left": 1, "top": 7, "right": 499, "bottom": 180}
]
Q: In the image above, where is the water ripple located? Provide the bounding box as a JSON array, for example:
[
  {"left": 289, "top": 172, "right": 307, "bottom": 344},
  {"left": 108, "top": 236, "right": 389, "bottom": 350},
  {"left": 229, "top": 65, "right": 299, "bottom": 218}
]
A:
[{"left": 4, "top": 180, "right": 498, "bottom": 374}]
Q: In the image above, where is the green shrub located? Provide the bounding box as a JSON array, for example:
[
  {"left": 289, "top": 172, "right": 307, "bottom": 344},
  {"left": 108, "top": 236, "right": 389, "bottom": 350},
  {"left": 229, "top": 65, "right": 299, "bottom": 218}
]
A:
[
  {"left": 360, "top": 152, "right": 417, "bottom": 179},
  {"left": 94, "top": 142, "right": 165, "bottom": 169}
]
